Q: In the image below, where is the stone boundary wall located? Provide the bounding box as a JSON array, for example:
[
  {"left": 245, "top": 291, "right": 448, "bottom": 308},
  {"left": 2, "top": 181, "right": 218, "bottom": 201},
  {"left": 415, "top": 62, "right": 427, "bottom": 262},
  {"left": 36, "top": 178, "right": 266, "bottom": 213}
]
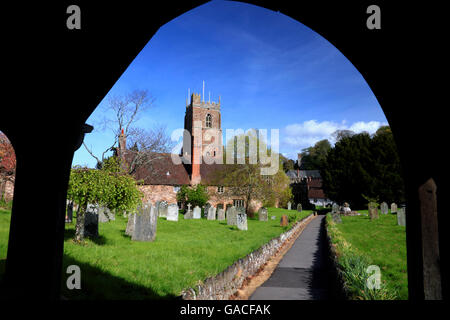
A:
[{"left": 181, "top": 213, "right": 316, "bottom": 300}]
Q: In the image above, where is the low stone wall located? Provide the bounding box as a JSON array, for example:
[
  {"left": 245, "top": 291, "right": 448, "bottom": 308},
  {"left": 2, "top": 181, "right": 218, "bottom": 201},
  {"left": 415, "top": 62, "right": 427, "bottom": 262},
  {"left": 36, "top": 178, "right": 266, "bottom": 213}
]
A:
[{"left": 181, "top": 213, "right": 316, "bottom": 300}]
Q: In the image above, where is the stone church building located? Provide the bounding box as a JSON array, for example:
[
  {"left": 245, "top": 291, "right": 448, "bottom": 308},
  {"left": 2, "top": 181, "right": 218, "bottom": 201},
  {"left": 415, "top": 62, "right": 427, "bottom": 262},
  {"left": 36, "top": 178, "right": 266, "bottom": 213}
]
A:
[{"left": 120, "top": 92, "right": 263, "bottom": 213}]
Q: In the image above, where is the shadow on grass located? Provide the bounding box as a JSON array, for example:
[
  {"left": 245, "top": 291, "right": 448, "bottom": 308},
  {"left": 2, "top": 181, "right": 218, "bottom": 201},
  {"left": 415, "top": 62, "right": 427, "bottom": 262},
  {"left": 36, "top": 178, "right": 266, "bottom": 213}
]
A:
[
  {"left": 64, "top": 228, "right": 108, "bottom": 246},
  {"left": 61, "top": 254, "right": 178, "bottom": 300}
]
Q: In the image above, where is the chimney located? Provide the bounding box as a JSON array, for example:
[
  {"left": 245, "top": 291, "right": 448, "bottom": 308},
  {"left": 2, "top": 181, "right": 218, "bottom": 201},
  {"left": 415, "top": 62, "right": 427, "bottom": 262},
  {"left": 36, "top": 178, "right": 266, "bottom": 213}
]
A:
[
  {"left": 191, "top": 120, "right": 202, "bottom": 185},
  {"left": 297, "top": 153, "right": 302, "bottom": 168}
]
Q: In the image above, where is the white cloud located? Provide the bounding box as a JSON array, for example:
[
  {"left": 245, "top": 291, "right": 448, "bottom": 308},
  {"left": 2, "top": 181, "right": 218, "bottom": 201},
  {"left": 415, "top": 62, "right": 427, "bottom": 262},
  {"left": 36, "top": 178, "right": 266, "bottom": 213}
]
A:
[{"left": 281, "top": 119, "right": 387, "bottom": 159}]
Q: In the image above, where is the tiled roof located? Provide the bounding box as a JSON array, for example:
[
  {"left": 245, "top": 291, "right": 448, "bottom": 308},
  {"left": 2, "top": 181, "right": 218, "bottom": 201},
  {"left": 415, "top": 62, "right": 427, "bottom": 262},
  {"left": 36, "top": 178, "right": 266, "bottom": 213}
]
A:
[{"left": 126, "top": 152, "right": 191, "bottom": 186}]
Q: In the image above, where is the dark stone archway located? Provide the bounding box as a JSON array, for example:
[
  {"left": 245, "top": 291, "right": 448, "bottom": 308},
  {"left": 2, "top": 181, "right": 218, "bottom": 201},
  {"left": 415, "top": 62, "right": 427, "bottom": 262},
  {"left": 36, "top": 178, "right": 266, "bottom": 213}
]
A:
[{"left": 0, "top": 1, "right": 446, "bottom": 300}]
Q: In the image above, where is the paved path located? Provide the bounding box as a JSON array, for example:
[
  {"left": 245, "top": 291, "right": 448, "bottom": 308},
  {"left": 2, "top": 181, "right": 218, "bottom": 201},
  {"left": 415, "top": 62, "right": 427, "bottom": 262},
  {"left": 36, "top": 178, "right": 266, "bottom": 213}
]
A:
[{"left": 250, "top": 215, "right": 332, "bottom": 300}]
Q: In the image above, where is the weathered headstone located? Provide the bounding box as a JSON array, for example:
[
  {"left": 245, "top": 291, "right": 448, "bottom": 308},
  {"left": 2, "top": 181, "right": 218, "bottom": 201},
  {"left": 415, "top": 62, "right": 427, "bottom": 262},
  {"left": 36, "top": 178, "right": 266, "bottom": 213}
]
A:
[
  {"left": 237, "top": 213, "right": 248, "bottom": 231},
  {"left": 258, "top": 207, "right": 268, "bottom": 221},
  {"left": 226, "top": 206, "right": 237, "bottom": 225},
  {"left": 332, "top": 203, "right": 339, "bottom": 213},
  {"left": 126, "top": 212, "right": 136, "bottom": 236},
  {"left": 207, "top": 206, "right": 216, "bottom": 220},
  {"left": 193, "top": 206, "right": 201, "bottom": 219},
  {"left": 66, "top": 201, "right": 73, "bottom": 223},
  {"left": 280, "top": 215, "right": 289, "bottom": 226},
  {"left": 159, "top": 201, "right": 168, "bottom": 218},
  {"left": 391, "top": 203, "right": 397, "bottom": 214},
  {"left": 154, "top": 201, "right": 161, "bottom": 216},
  {"left": 98, "top": 206, "right": 115, "bottom": 223},
  {"left": 331, "top": 212, "right": 342, "bottom": 224},
  {"left": 217, "top": 208, "right": 225, "bottom": 221},
  {"left": 167, "top": 204, "right": 179, "bottom": 221},
  {"left": 184, "top": 203, "right": 193, "bottom": 219},
  {"left": 397, "top": 206, "right": 406, "bottom": 226},
  {"left": 84, "top": 203, "right": 99, "bottom": 238},
  {"left": 368, "top": 203, "right": 379, "bottom": 220},
  {"left": 204, "top": 203, "right": 211, "bottom": 218},
  {"left": 271, "top": 216, "right": 276, "bottom": 220},
  {"left": 380, "top": 202, "right": 389, "bottom": 215},
  {"left": 132, "top": 204, "right": 157, "bottom": 242},
  {"left": 287, "top": 202, "right": 291, "bottom": 210},
  {"left": 296, "top": 203, "right": 302, "bottom": 212}
]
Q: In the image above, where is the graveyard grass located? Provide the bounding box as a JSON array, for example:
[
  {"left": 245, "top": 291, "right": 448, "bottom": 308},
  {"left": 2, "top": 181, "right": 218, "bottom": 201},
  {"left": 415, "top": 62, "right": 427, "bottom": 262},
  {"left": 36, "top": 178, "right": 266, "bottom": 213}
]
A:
[
  {"left": 327, "top": 210, "right": 408, "bottom": 300},
  {"left": 0, "top": 207, "right": 310, "bottom": 299}
]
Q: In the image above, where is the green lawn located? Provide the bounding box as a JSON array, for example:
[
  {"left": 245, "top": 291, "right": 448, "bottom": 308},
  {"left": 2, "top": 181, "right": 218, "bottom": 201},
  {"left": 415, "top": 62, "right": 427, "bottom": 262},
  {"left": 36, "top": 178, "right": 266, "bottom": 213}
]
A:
[
  {"left": 0, "top": 206, "right": 310, "bottom": 299},
  {"left": 330, "top": 210, "right": 408, "bottom": 299}
]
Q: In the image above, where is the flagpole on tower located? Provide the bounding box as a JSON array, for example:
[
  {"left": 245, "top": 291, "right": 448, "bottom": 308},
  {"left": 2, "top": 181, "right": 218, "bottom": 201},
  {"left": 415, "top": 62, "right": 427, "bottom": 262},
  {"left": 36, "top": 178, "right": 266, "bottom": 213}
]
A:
[{"left": 202, "top": 81, "right": 205, "bottom": 102}]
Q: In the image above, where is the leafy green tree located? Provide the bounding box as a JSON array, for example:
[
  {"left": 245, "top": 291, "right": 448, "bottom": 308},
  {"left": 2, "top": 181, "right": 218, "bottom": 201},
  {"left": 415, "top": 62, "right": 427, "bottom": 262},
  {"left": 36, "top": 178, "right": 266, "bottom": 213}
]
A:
[
  {"left": 67, "top": 160, "right": 142, "bottom": 242},
  {"left": 321, "top": 127, "right": 405, "bottom": 208},
  {"left": 214, "top": 131, "right": 290, "bottom": 212},
  {"left": 300, "top": 139, "right": 332, "bottom": 170},
  {"left": 176, "top": 184, "right": 209, "bottom": 208}
]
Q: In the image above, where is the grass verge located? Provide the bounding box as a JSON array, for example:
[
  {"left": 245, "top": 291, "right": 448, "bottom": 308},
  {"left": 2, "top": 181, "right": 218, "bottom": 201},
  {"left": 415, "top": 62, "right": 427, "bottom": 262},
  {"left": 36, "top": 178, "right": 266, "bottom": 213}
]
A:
[
  {"left": 326, "top": 211, "right": 407, "bottom": 300},
  {"left": 0, "top": 207, "right": 310, "bottom": 299}
]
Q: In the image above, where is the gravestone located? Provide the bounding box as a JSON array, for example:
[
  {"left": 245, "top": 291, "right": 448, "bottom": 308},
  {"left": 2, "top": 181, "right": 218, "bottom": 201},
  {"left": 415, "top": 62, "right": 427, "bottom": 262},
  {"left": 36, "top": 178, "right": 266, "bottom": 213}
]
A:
[
  {"left": 391, "top": 203, "right": 397, "bottom": 214},
  {"left": 184, "top": 203, "right": 193, "bottom": 219},
  {"left": 226, "top": 206, "right": 237, "bottom": 225},
  {"left": 154, "top": 201, "right": 161, "bottom": 216},
  {"left": 296, "top": 203, "right": 302, "bottom": 212},
  {"left": 207, "top": 206, "right": 216, "bottom": 220},
  {"left": 84, "top": 203, "right": 99, "bottom": 238},
  {"left": 167, "top": 204, "right": 179, "bottom": 221},
  {"left": 132, "top": 204, "right": 157, "bottom": 242},
  {"left": 98, "top": 206, "right": 115, "bottom": 223},
  {"left": 237, "top": 213, "right": 248, "bottom": 231},
  {"left": 204, "top": 203, "right": 211, "bottom": 218},
  {"left": 159, "top": 201, "right": 168, "bottom": 218},
  {"left": 280, "top": 215, "right": 289, "bottom": 226},
  {"left": 368, "top": 203, "right": 379, "bottom": 220},
  {"left": 236, "top": 206, "right": 246, "bottom": 215},
  {"left": 380, "top": 202, "right": 389, "bottom": 215},
  {"left": 271, "top": 216, "right": 276, "bottom": 220},
  {"left": 126, "top": 212, "right": 136, "bottom": 236},
  {"left": 258, "top": 207, "right": 268, "bottom": 221},
  {"left": 66, "top": 200, "right": 73, "bottom": 223},
  {"left": 217, "top": 208, "right": 225, "bottom": 221},
  {"left": 332, "top": 203, "right": 339, "bottom": 213},
  {"left": 193, "top": 206, "right": 201, "bottom": 219},
  {"left": 287, "top": 202, "right": 291, "bottom": 210},
  {"left": 397, "top": 206, "right": 406, "bottom": 226},
  {"left": 331, "top": 212, "right": 342, "bottom": 224}
]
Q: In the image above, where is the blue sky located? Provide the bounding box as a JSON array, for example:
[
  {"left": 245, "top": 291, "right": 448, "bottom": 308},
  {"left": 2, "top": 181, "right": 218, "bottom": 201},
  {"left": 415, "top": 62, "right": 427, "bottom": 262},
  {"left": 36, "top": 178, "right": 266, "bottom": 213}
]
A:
[{"left": 73, "top": 0, "right": 387, "bottom": 167}]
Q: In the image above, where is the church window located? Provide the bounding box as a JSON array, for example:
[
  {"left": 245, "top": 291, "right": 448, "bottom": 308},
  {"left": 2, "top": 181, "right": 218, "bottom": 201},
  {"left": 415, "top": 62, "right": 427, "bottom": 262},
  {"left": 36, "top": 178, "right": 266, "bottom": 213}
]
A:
[{"left": 206, "top": 114, "right": 212, "bottom": 128}]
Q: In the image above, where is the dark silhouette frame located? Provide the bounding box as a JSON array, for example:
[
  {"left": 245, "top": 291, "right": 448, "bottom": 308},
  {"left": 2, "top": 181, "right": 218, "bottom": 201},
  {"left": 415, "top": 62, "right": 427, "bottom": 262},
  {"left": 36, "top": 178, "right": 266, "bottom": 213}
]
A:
[{"left": 0, "top": 1, "right": 446, "bottom": 300}]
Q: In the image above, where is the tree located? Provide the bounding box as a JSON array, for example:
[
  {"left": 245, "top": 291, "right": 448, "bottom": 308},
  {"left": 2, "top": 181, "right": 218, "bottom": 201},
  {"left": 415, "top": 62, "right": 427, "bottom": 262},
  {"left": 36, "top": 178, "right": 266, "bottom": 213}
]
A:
[
  {"left": 280, "top": 154, "right": 295, "bottom": 171},
  {"left": 67, "top": 159, "right": 142, "bottom": 242},
  {"left": 332, "top": 129, "right": 355, "bottom": 142},
  {"left": 176, "top": 184, "right": 209, "bottom": 209},
  {"left": 300, "top": 139, "right": 331, "bottom": 170},
  {"left": 212, "top": 131, "right": 290, "bottom": 212},
  {"left": 83, "top": 90, "right": 173, "bottom": 176},
  {"left": 321, "top": 127, "right": 405, "bottom": 208}
]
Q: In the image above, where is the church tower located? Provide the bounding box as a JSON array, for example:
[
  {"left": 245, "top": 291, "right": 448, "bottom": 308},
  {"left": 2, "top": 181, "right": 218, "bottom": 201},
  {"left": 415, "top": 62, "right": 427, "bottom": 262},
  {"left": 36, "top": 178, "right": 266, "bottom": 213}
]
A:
[{"left": 183, "top": 90, "right": 223, "bottom": 185}]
